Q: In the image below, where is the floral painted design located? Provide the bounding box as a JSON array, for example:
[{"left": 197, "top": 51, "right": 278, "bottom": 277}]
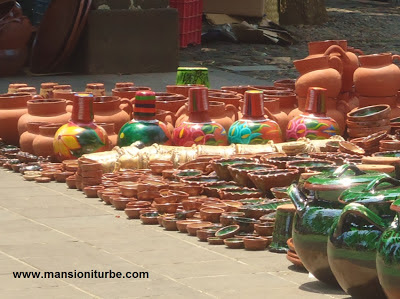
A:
[
  {"left": 172, "top": 122, "right": 228, "bottom": 147},
  {"left": 228, "top": 120, "right": 282, "bottom": 144},
  {"left": 118, "top": 120, "right": 171, "bottom": 147},
  {"left": 54, "top": 123, "right": 108, "bottom": 160},
  {"left": 286, "top": 115, "right": 340, "bottom": 141}
]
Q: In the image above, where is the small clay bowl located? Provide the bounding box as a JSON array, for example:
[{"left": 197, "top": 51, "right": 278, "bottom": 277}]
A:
[
  {"left": 187, "top": 222, "right": 213, "bottom": 236},
  {"left": 233, "top": 217, "right": 259, "bottom": 233},
  {"left": 140, "top": 212, "right": 160, "bottom": 225},
  {"left": 220, "top": 212, "right": 246, "bottom": 226},
  {"left": 224, "top": 238, "right": 244, "bottom": 249},
  {"left": 210, "top": 158, "right": 256, "bottom": 181},
  {"left": 339, "top": 141, "right": 365, "bottom": 156},
  {"left": 113, "top": 196, "right": 135, "bottom": 210},
  {"left": 218, "top": 188, "right": 263, "bottom": 201},
  {"left": 207, "top": 237, "right": 224, "bottom": 245},
  {"left": 35, "top": 176, "right": 51, "bottom": 183},
  {"left": 54, "top": 171, "right": 74, "bottom": 183},
  {"left": 23, "top": 173, "right": 41, "bottom": 181},
  {"left": 199, "top": 207, "right": 225, "bottom": 223},
  {"left": 125, "top": 207, "right": 143, "bottom": 219},
  {"left": 215, "top": 225, "right": 240, "bottom": 239},
  {"left": 182, "top": 200, "right": 198, "bottom": 211},
  {"left": 201, "top": 201, "right": 228, "bottom": 211},
  {"left": 162, "top": 217, "right": 179, "bottom": 231},
  {"left": 155, "top": 203, "right": 180, "bottom": 214},
  {"left": 247, "top": 169, "right": 299, "bottom": 196},
  {"left": 286, "top": 159, "right": 335, "bottom": 174},
  {"left": 254, "top": 223, "right": 274, "bottom": 236},
  {"left": 180, "top": 176, "right": 220, "bottom": 186},
  {"left": 83, "top": 185, "right": 104, "bottom": 198},
  {"left": 197, "top": 228, "right": 217, "bottom": 242},
  {"left": 260, "top": 155, "right": 306, "bottom": 169},
  {"left": 149, "top": 162, "right": 174, "bottom": 175},
  {"left": 347, "top": 104, "right": 391, "bottom": 122},
  {"left": 66, "top": 175, "right": 77, "bottom": 189},
  {"left": 243, "top": 236, "right": 269, "bottom": 250},
  {"left": 118, "top": 182, "right": 138, "bottom": 197},
  {"left": 176, "top": 219, "right": 203, "bottom": 233},
  {"left": 169, "top": 183, "right": 203, "bottom": 197}
]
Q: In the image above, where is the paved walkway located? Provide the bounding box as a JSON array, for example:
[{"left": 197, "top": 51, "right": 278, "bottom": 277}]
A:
[{"left": 0, "top": 169, "right": 349, "bottom": 298}]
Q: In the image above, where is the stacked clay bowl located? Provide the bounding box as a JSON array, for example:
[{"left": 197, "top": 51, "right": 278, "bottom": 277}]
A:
[
  {"left": 346, "top": 105, "right": 391, "bottom": 138},
  {"left": 350, "top": 130, "right": 389, "bottom": 155}
]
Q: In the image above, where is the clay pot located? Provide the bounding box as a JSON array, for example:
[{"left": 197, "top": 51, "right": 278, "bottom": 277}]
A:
[
  {"left": 54, "top": 171, "right": 74, "bottom": 183},
  {"left": 155, "top": 109, "right": 176, "bottom": 135},
  {"left": 19, "top": 121, "right": 49, "bottom": 154},
  {"left": 155, "top": 92, "right": 187, "bottom": 113},
  {"left": 197, "top": 228, "right": 217, "bottom": 242},
  {"left": 254, "top": 223, "right": 274, "bottom": 236},
  {"left": 112, "top": 86, "right": 151, "bottom": 103},
  {"left": 199, "top": 207, "right": 224, "bottom": 223},
  {"left": 208, "top": 92, "right": 242, "bottom": 109},
  {"left": 83, "top": 185, "right": 104, "bottom": 198},
  {"left": 32, "top": 123, "right": 62, "bottom": 160},
  {"left": 0, "top": 92, "right": 32, "bottom": 145},
  {"left": 273, "top": 79, "right": 296, "bottom": 91},
  {"left": 86, "top": 83, "right": 105, "bottom": 96},
  {"left": 358, "top": 95, "right": 400, "bottom": 119},
  {"left": 96, "top": 122, "right": 117, "bottom": 149},
  {"left": 93, "top": 96, "right": 133, "bottom": 132},
  {"left": 162, "top": 217, "right": 179, "bottom": 231},
  {"left": 354, "top": 53, "right": 400, "bottom": 97},
  {"left": 263, "top": 90, "right": 297, "bottom": 115},
  {"left": 166, "top": 84, "right": 204, "bottom": 97},
  {"left": 244, "top": 236, "right": 271, "bottom": 250},
  {"left": 176, "top": 219, "right": 202, "bottom": 233},
  {"left": 18, "top": 99, "right": 71, "bottom": 135},
  {"left": 39, "top": 82, "right": 58, "bottom": 98},
  {"left": 187, "top": 221, "right": 213, "bottom": 236},
  {"left": 294, "top": 55, "right": 342, "bottom": 99},
  {"left": 263, "top": 98, "right": 289, "bottom": 136}
]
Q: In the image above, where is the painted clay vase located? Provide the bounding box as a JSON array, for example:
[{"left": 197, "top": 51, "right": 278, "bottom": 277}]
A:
[
  {"left": 176, "top": 67, "right": 210, "bottom": 87},
  {"left": 263, "top": 99, "right": 288, "bottom": 137},
  {"left": 294, "top": 55, "right": 342, "bottom": 99},
  {"left": 175, "top": 101, "right": 238, "bottom": 132},
  {"left": 20, "top": 121, "right": 49, "bottom": 154},
  {"left": 85, "top": 83, "right": 105, "bottom": 96},
  {"left": 288, "top": 95, "right": 348, "bottom": 135},
  {"left": 286, "top": 87, "right": 340, "bottom": 141},
  {"left": 17, "top": 99, "right": 71, "bottom": 135},
  {"left": 0, "top": 93, "right": 31, "bottom": 145},
  {"left": 307, "top": 40, "right": 360, "bottom": 93},
  {"left": 97, "top": 123, "right": 117, "bottom": 149},
  {"left": 39, "top": 82, "right": 58, "bottom": 98},
  {"left": 377, "top": 198, "right": 400, "bottom": 299},
  {"left": 328, "top": 177, "right": 399, "bottom": 298},
  {"left": 92, "top": 96, "right": 133, "bottom": 132},
  {"left": 32, "top": 123, "right": 63, "bottom": 160},
  {"left": 172, "top": 87, "right": 228, "bottom": 147},
  {"left": 112, "top": 86, "right": 151, "bottom": 103},
  {"left": 7, "top": 83, "right": 27, "bottom": 93},
  {"left": 118, "top": 91, "right": 171, "bottom": 147},
  {"left": 354, "top": 53, "right": 400, "bottom": 97},
  {"left": 228, "top": 90, "right": 282, "bottom": 144},
  {"left": 155, "top": 92, "right": 187, "bottom": 113},
  {"left": 53, "top": 93, "right": 109, "bottom": 161}
]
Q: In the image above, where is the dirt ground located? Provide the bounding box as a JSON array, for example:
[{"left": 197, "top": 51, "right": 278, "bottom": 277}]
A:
[{"left": 180, "top": 0, "right": 400, "bottom": 83}]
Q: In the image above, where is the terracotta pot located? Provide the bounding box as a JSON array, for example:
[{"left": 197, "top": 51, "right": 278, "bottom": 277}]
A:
[
  {"left": 8, "top": 83, "right": 27, "bottom": 93},
  {"left": 166, "top": 84, "right": 204, "bottom": 97},
  {"left": 262, "top": 91, "right": 297, "bottom": 115},
  {"left": 263, "top": 98, "right": 288, "bottom": 136},
  {"left": 93, "top": 96, "right": 133, "bottom": 132},
  {"left": 208, "top": 92, "right": 242, "bottom": 109},
  {"left": 18, "top": 99, "right": 71, "bottom": 135},
  {"left": 17, "top": 86, "right": 36, "bottom": 95},
  {"left": 19, "top": 121, "right": 49, "bottom": 154},
  {"left": 32, "top": 123, "right": 63, "bottom": 160},
  {"left": 86, "top": 83, "right": 105, "bottom": 96},
  {"left": 307, "top": 40, "right": 360, "bottom": 92},
  {"left": 155, "top": 92, "right": 187, "bottom": 113},
  {"left": 155, "top": 109, "right": 176, "bottom": 135},
  {"left": 354, "top": 53, "right": 400, "bottom": 97},
  {"left": 0, "top": 92, "right": 31, "bottom": 145},
  {"left": 112, "top": 86, "right": 151, "bottom": 103},
  {"left": 97, "top": 123, "right": 117, "bottom": 149},
  {"left": 273, "top": 79, "right": 296, "bottom": 91},
  {"left": 115, "top": 82, "right": 134, "bottom": 89},
  {"left": 39, "top": 82, "right": 58, "bottom": 98},
  {"left": 294, "top": 55, "right": 342, "bottom": 99}
]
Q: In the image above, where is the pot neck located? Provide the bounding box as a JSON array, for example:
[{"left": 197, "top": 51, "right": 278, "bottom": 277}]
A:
[
  {"left": 71, "top": 94, "right": 94, "bottom": 124},
  {"left": 188, "top": 111, "right": 211, "bottom": 123},
  {"left": 359, "top": 53, "right": 393, "bottom": 67},
  {"left": 93, "top": 97, "right": 120, "bottom": 112},
  {"left": 294, "top": 56, "right": 330, "bottom": 74},
  {"left": 27, "top": 99, "right": 67, "bottom": 116}
]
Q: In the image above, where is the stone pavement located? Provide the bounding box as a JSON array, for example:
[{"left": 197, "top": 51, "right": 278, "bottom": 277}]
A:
[{"left": 0, "top": 168, "right": 350, "bottom": 299}]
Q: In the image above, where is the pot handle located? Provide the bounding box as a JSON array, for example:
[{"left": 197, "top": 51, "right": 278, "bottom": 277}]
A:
[
  {"left": 324, "top": 45, "right": 351, "bottom": 64},
  {"left": 161, "top": 111, "right": 177, "bottom": 126},
  {"left": 363, "top": 175, "right": 400, "bottom": 193},
  {"left": 392, "top": 54, "right": 400, "bottom": 62},
  {"left": 287, "top": 184, "right": 308, "bottom": 213},
  {"left": 347, "top": 47, "right": 364, "bottom": 56},
  {"left": 120, "top": 98, "right": 133, "bottom": 118},
  {"left": 328, "top": 56, "right": 343, "bottom": 75},
  {"left": 263, "top": 107, "right": 279, "bottom": 123},
  {"left": 331, "top": 164, "right": 366, "bottom": 178},
  {"left": 332, "top": 203, "right": 386, "bottom": 239},
  {"left": 225, "top": 104, "right": 239, "bottom": 121}
]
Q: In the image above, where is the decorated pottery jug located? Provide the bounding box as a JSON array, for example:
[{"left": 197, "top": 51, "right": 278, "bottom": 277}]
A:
[
  {"left": 118, "top": 91, "right": 171, "bottom": 147},
  {"left": 286, "top": 87, "right": 340, "bottom": 141},
  {"left": 377, "top": 198, "right": 400, "bottom": 299},
  {"left": 53, "top": 93, "right": 109, "bottom": 161},
  {"left": 328, "top": 177, "right": 399, "bottom": 299},
  {"left": 288, "top": 165, "right": 389, "bottom": 286},
  {"left": 17, "top": 99, "right": 71, "bottom": 135},
  {"left": 92, "top": 96, "right": 133, "bottom": 132},
  {"left": 228, "top": 90, "right": 282, "bottom": 144},
  {"left": 354, "top": 53, "right": 400, "bottom": 97},
  {"left": 172, "top": 87, "right": 228, "bottom": 147}
]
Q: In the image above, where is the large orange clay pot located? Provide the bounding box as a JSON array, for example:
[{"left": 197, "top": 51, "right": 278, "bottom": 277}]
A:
[
  {"left": 19, "top": 121, "right": 49, "bottom": 154},
  {"left": 93, "top": 96, "right": 133, "bottom": 132},
  {"left": 294, "top": 55, "right": 343, "bottom": 99},
  {"left": 155, "top": 92, "right": 187, "bottom": 113},
  {"left": 17, "top": 99, "right": 71, "bottom": 135},
  {"left": 32, "top": 123, "right": 63, "bottom": 160},
  {"left": 354, "top": 53, "right": 400, "bottom": 97},
  {"left": 0, "top": 93, "right": 31, "bottom": 145}
]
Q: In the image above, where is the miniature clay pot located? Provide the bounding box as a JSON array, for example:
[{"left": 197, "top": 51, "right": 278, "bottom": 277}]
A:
[
  {"left": 197, "top": 228, "right": 217, "bottom": 242},
  {"left": 186, "top": 221, "right": 213, "bottom": 236},
  {"left": 140, "top": 212, "right": 160, "bottom": 225}
]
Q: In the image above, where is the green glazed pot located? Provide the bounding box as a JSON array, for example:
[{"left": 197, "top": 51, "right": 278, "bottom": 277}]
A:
[{"left": 328, "top": 203, "right": 391, "bottom": 298}]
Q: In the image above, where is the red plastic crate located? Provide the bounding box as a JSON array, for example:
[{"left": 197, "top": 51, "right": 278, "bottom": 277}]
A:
[
  {"left": 180, "top": 31, "right": 201, "bottom": 48},
  {"left": 170, "top": 0, "right": 203, "bottom": 18},
  {"left": 180, "top": 15, "right": 202, "bottom": 34}
]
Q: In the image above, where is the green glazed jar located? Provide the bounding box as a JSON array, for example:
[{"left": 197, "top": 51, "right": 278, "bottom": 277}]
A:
[{"left": 176, "top": 67, "right": 210, "bottom": 88}]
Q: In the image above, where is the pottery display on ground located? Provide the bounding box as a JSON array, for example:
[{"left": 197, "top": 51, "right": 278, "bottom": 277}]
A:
[
  {"left": 53, "top": 93, "right": 109, "bottom": 161},
  {"left": 93, "top": 96, "right": 133, "bottom": 132}
]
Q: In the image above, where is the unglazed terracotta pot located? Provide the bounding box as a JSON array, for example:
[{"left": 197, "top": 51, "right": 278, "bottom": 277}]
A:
[
  {"left": 117, "top": 91, "right": 171, "bottom": 147},
  {"left": 17, "top": 99, "right": 71, "bottom": 135},
  {"left": 172, "top": 87, "right": 228, "bottom": 147},
  {"left": 92, "top": 96, "right": 133, "bottom": 132},
  {"left": 0, "top": 92, "right": 31, "bottom": 145},
  {"left": 32, "top": 123, "right": 63, "bottom": 160},
  {"left": 97, "top": 123, "right": 117, "bottom": 149},
  {"left": 221, "top": 85, "right": 251, "bottom": 95},
  {"left": 208, "top": 92, "right": 242, "bottom": 109},
  {"left": 39, "top": 82, "right": 58, "bottom": 98},
  {"left": 112, "top": 86, "right": 151, "bottom": 103},
  {"left": 228, "top": 90, "right": 282, "bottom": 144},
  {"left": 7, "top": 83, "right": 27, "bottom": 93},
  {"left": 166, "top": 84, "right": 205, "bottom": 97},
  {"left": 175, "top": 101, "right": 238, "bottom": 132},
  {"left": 354, "top": 53, "right": 400, "bottom": 97},
  {"left": 294, "top": 55, "right": 342, "bottom": 99},
  {"left": 155, "top": 92, "right": 187, "bottom": 113},
  {"left": 155, "top": 109, "right": 176, "bottom": 135},
  {"left": 263, "top": 90, "right": 297, "bottom": 115},
  {"left": 307, "top": 40, "right": 361, "bottom": 92},
  {"left": 20, "top": 121, "right": 49, "bottom": 154},
  {"left": 263, "top": 99, "right": 288, "bottom": 136},
  {"left": 85, "top": 83, "right": 105, "bottom": 96},
  {"left": 286, "top": 87, "right": 340, "bottom": 141},
  {"left": 53, "top": 93, "right": 109, "bottom": 161}
]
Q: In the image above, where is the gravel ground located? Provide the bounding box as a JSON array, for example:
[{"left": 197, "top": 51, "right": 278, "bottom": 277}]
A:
[{"left": 180, "top": 0, "right": 400, "bottom": 83}]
